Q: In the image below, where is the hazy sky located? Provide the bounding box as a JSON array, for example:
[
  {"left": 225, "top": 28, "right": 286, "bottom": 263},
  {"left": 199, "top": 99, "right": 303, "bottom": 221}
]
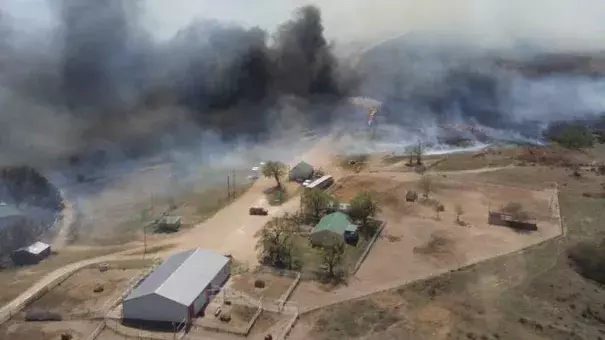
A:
[
  {"left": 142, "top": 0, "right": 605, "bottom": 51},
  {"left": 4, "top": 0, "right": 605, "bottom": 51}
]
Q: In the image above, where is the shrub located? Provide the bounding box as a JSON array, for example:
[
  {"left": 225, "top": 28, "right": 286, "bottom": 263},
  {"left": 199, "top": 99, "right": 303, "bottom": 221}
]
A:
[
  {"left": 568, "top": 240, "right": 605, "bottom": 284},
  {"left": 544, "top": 122, "right": 594, "bottom": 149},
  {"left": 254, "top": 279, "right": 266, "bottom": 288},
  {"left": 25, "top": 309, "right": 62, "bottom": 321}
]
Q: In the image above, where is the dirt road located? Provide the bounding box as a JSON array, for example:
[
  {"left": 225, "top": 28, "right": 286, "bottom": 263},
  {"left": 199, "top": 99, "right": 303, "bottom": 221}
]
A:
[
  {"left": 0, "top": 134, "right": 343, "bottom": 321},
  {"left": 156, "top": 135, "right": 345, "bottom": 263}
]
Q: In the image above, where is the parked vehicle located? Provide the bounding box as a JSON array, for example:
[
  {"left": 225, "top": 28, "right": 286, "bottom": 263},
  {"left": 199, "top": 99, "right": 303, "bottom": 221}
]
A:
[{"left": 249, "top": 207, "right": 268, "bottom": 216}]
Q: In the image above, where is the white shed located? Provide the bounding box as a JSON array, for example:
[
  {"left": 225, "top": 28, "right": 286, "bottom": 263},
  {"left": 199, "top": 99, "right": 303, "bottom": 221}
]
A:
[{"left": 123, "top": 248, "right": 230, "bottom": 323}]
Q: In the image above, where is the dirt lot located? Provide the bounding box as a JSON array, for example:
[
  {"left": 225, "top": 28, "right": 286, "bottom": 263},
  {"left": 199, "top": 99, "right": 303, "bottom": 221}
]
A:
[
  {"left": 0, "top": 245, "right": 128, "bottom": 308},
  {"left": 290, "top": 172, "right": 560, "bottom": 312},
  {"left": 231, "top": 272, "right": 295, "bottom": 301},
  {"left": 0, "top": 320, "right": 100, "bottom": 340},
  {"left": 21, "top": 266, "right": 143, "bottom": 319},
  {"left": 291, "top": 155, "right": 605, "bottom": 340}
]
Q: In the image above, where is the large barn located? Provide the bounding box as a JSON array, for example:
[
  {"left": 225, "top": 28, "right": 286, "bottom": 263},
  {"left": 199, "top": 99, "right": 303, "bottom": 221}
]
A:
[{"left": 123, "top": 248, "right": 230, "bottom": 323}]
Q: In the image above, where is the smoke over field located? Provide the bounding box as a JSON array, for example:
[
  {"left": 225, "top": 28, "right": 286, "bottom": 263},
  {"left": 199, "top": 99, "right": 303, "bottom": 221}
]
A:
[
  {"left": 1, "top": 0, "right": 347, "bottom": 170},
  {"left": 2, "top": 0, "right": 605, "bottom": 244}
]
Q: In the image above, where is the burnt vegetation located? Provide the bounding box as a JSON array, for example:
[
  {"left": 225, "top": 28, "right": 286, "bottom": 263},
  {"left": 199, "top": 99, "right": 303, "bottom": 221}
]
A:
[{"left": 0, "top": 166, "right": 62, "bottom": 267}]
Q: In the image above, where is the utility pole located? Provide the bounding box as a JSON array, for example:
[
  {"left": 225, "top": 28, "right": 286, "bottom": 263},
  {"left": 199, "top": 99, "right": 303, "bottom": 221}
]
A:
[
  {"left": 227, "top": 174, "right": 231, "bottom": 200},
  {"left": 232, "top": 170, "right": 236, "bottom": 197},
  {"left": 141, "top": 208, "right": 148, "bottom": 261}
]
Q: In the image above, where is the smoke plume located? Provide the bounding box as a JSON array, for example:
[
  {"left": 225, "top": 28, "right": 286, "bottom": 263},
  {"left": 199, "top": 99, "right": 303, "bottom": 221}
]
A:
[{"left": 0, "top": 1, "right": 346, "bottom": 169}]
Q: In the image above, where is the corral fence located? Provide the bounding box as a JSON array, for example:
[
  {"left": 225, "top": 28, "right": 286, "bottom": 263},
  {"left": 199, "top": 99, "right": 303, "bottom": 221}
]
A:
[
  {"left": 104, "top": 316, "right": 189, "bottom": 340},
  {"left": 0, "top": 263, "right": 78, "bottom": 325},
  {"left": 351, "top": 221, "right": 385, "bottom": 276},
  {"left": 194, "top": 298, "right": 263, "bottom": 337},
  {"left": 85, "top": 257, "right": 165, "bottom": 340}
]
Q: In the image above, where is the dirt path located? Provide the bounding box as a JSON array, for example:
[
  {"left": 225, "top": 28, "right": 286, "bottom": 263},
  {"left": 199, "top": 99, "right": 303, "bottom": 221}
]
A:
[
  {"left": 0, "top": 134, "right": 345, "bottom": 321},
  {"left": 51, "top": 198, "right": 75, "bottom": 250},
  {"left": 155, "top": 135, "right": 345, "bottom": 264}
]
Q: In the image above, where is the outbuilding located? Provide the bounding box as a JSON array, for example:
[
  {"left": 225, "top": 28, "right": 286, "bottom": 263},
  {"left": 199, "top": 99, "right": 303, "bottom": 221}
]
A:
[
  {"left": 123, "top": 248, "right": 230, "bottom": 323},
  {"left": 156, "top": 215, "right": 182, "bottom": 232},
  {"left": 310, "top": 212, "right": 359, "bottom": 246},
  {"left": 11, "top": 241, "right": 51, "bottom": 266},
  {"left": 289, "top": 161, "right": 314, "bottom": 182}
]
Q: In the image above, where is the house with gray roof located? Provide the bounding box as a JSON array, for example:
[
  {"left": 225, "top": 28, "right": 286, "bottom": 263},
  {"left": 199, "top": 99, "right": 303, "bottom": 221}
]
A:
[{"left": 122, "top": 248, "right": 230, "bottom": 323}]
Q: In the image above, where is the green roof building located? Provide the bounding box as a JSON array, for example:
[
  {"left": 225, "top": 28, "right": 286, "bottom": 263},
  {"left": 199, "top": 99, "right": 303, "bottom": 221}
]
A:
[
  {"left": 289, "top": 161, "right": 314, "bottom": 182},
  {"left": 157, "top": 215, "right": 182, "bottom": 232},
  {"left": 310, "top": 212, "right": 359, "bottom": 246}
]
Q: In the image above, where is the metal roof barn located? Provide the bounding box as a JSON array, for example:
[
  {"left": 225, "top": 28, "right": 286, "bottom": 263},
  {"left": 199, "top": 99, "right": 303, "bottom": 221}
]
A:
[
  {"left": 289, "top": 161, "right": 314, "bottom": 182},
  {"left": 123, "top": 248, "right": 230, "bottom": 323}
]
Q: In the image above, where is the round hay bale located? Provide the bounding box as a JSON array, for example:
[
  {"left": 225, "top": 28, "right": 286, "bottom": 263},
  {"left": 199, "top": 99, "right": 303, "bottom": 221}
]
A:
[
  {"left": 406, "top": 191, "right": 418, "bottom": 202},
  {"left": 219, "top": 312, "right": 231, "bottom": 322},
  {"left": 93, "top": 284, "right": 104, "bottom": 293}
]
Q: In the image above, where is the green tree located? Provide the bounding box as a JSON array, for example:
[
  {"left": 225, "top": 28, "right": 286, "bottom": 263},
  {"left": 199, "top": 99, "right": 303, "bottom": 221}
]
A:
[
  {"left": 544, "top": 123, "right": 594, "bottom": 149},
  {"left": 301, "top": 188, "right": 331, "bottom": 223},
  {"left": 318, "top": 239, "right": 345, "bottom": 279},
  {"left": 256, "top": 215, "right": 298, "bottom": 268},
  {"left": 262, "top": 161, "right": 287, "bottom": 188},
  {"left": 348, "top": 192, "right": 379, "bottom": 227}
]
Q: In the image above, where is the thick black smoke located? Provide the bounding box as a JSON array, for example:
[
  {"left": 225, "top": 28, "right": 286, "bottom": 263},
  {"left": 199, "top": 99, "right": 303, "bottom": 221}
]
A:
[{"left": 0, "top": 2, "right": 347, "bottom": 168}]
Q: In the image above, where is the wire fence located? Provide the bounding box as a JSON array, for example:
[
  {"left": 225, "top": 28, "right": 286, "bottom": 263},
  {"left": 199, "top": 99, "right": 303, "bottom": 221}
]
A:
[{"left": 86, "top": 257, "right": 165, "bottom": 340}]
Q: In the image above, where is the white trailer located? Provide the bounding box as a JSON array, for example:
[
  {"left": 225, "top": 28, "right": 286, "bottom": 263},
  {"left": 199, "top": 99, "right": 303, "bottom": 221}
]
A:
[{"left": 305, "top": 175, "right": 334, "bottom": 190}]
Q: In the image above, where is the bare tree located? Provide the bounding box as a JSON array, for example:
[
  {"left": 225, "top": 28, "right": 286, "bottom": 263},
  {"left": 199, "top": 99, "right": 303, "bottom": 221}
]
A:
[
  {"left": 262, "top": 161, "right": 287, "bottom": 188},
  {"left": 435, "top": 204, "right": 444, "bottom": 220},
  {"left": 414, "top": 141, "right": 425, "bottom": 165},
  {"left": 418, "top": 175, "right": 433, "bottom": 199},
  {"left": 454, "top": 204, "right": 464, "bottom": 224}
]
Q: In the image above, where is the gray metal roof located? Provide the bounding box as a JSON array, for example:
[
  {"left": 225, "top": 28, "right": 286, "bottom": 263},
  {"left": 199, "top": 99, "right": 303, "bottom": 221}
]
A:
[{"left": 125, "top": 248, "right": 230, "bottom": 306}]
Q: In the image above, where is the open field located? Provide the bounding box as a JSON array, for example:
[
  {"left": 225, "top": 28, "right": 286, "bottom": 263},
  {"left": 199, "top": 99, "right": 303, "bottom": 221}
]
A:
[
  {"left": 289, "top": 166, "right": 561, "bottom": 323},
  {"left": 0, "top": 246, "right": 127, "bottom": 307},
  {"left": 290, "top": 156, "right": 605, "bottom": 340},
  {"left": 0, "top": 320, "right": 100, "bottom": 340},
  {"left": 20, "top": 267, "right": 142, "bottom": 319},
  {"left": 71, "top": 179, "right": 253, "bottom": 246}
]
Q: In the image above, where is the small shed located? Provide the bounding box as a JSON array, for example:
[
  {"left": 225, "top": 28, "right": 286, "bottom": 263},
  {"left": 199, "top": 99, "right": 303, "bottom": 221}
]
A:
[
  {"left": 310, "top": 212, "right": 359, "bottom": 246},
  {"left": 157, "top": 215, "right": 181, "bottom": 232},
  {"left": 11, "top": 241, "right": 51, "bottom": 266},
  {"left": 289, "top": 161, "right": 314, "bottom": 182}
]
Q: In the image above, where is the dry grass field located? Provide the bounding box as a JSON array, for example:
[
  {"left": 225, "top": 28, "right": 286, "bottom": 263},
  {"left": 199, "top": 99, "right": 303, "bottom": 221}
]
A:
[{"left": 290, "top": 147, "right": 605, "bottom": 340}]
